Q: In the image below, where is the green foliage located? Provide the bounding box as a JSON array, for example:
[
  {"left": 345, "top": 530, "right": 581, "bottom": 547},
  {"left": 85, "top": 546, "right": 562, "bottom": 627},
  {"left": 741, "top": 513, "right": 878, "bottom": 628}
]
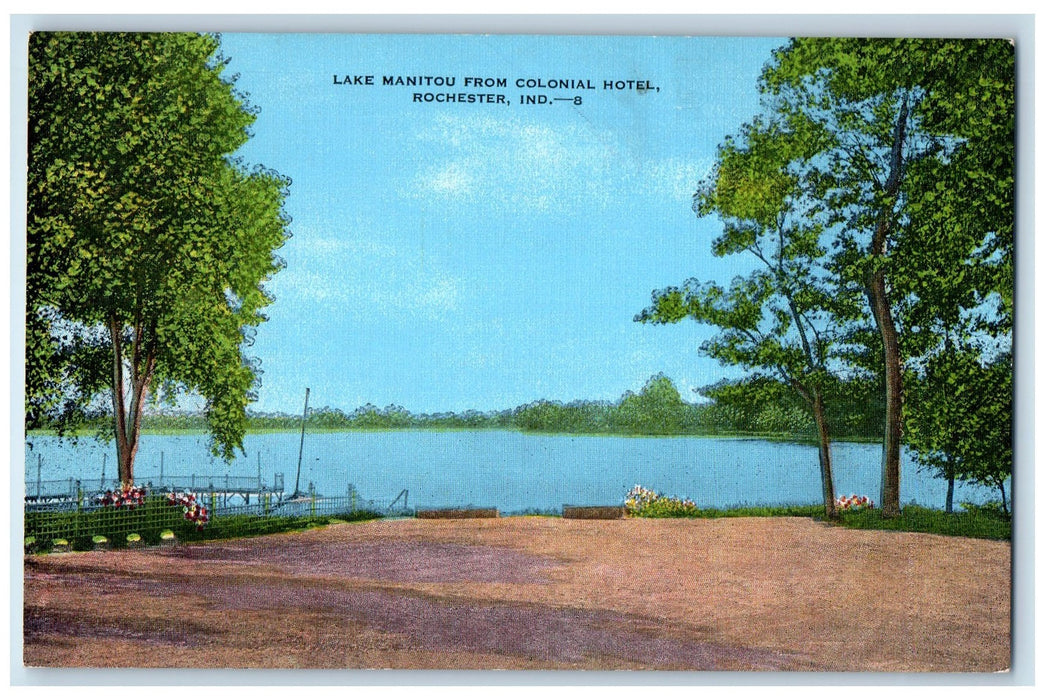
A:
[
  {"left": 625, "top": 485, "right": 829, "bottom": 521},
  {"left": 766, "top": 39, "right": 1014, "bottom": 335},
  {"left": 692, "top": 504, "right": 826, "bottom": 519},
  {"left": 700, "top": 378, "right": 812, "bottom": 438},
  {"left": 906, "top": 350, "right": 1013, "bottom": 511},
  {"left": 614, "top": 374, "right": 686, "bottom": 434},
  {"left": 638, "top": 111, "right": 868, "bottom": 518},
  {"left": 512, "top": 400, "right": 613, "bottom": 433},
  {"left": 957, "top": 501, "right": 1011, "bottom": 521},
  {"left": 39, "top": 371, "right": 891, "bottom": 441},
  {"left": 623, "top": 485, "right": 1009, "bottom": 540},
  {"left": 175, "top": 510, "right": 383, "bottom": 543},
  {"left": 694, "top": 376, "right": 885, "bottom": 441},
  {"left": 27, "top": 33, "right": 291, "bottom": 480},
  {"left": 84, "top": 371, "right": 886, "bottom": 441},
  {"left": 755, "top": 38, "right": 1015, "bottom": 516},
  {"left": 624, "top": 485, "right": 701, "bottom": 517},
  {"left": 25, "top": 496, "right": 189, "bottom": 551},
  {"left": 835, "top": 504, "right": 1010, "bottom": 541}
]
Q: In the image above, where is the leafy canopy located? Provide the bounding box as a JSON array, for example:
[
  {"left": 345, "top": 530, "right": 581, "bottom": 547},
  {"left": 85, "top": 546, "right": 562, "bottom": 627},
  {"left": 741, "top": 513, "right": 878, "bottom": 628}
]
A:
[{"left": 27, "top": 32, "right": 291, "bottom": 462}]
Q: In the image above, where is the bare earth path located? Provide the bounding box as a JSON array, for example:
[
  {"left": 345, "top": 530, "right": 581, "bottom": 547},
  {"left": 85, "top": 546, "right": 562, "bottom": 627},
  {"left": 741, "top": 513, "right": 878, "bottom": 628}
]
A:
[{"left": 23, "top": 516, "right": 1010, "bottom": 671}]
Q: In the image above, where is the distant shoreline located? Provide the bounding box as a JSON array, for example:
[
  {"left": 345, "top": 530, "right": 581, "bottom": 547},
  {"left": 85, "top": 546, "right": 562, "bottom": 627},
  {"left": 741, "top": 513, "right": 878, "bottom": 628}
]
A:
[{"left": 24, "top": 426, "right": 881, "bottom": 445}]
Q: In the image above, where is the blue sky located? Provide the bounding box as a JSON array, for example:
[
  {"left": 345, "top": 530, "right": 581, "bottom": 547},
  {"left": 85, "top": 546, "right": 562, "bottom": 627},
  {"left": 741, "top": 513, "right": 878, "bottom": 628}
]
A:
[{"left": 217, "top": 34, "right": 787, "bottom": 414}]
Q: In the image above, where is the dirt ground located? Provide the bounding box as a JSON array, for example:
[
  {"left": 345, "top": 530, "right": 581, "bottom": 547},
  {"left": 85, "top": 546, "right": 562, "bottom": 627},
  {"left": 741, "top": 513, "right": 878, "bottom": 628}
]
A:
[{"left": 22, "top": 516, "right": 1010, "bottom": 672}]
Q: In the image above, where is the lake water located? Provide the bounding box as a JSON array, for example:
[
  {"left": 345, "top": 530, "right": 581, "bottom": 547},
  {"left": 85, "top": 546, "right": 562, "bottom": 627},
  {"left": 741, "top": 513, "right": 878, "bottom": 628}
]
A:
[{"left": 23, "top": 430, "right": 1003, "bottom": 513}]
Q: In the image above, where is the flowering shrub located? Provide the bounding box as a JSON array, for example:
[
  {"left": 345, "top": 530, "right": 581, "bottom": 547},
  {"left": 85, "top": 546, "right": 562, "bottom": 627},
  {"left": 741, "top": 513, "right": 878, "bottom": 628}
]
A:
[
  {"left": 96, "top": 484, "right": 147, "bottom": 509},
  {"left": 624, "top": 485, "right": 659, "bottom": 512},
  {"left": 167, "top": 491, "right": 210, "bottom": 530},
  {"left": 836, "top": 494, "right": 875, "bottom": 512},
  {"left": 625, "top": 484, "right": 701, "bottom": 518}
]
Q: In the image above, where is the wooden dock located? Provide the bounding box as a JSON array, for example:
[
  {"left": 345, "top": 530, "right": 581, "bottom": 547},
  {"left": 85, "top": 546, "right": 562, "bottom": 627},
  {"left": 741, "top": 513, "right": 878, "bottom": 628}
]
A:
[{"left": 25, "top": 472, "right": 286, "bottom": 509}]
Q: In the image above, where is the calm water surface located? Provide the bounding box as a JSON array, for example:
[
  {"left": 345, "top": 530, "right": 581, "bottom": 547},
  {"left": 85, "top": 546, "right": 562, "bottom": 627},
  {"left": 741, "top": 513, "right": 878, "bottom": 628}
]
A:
[{"left": 23, "top": 431, "right": 1002, "bottom": 512}]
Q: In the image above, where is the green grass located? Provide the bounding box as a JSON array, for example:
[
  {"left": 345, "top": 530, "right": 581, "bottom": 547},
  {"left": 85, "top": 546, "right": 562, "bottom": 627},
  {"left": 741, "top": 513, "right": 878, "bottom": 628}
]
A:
[
  {"left": 680, "top": 504, "right": 826, "bottom": 519},
  {"left": 831, "top": 504, "right": 1011, "bottom": 541},
  {"left": 627, "top": 502, "right": 1011, "bottom": 540},
  {"left": 175, "top": 510, "right": 383, "bottom": 543}
]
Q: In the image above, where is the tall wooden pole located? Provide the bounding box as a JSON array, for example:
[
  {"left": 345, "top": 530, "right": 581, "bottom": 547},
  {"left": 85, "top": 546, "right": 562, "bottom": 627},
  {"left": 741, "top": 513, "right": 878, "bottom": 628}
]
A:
[{"left": 293, "top": 387, "right": 310, "bottom": 497}]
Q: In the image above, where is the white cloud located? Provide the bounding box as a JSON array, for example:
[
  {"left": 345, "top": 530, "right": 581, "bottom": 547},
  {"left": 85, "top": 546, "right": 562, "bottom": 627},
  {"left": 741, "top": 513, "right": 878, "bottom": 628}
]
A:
[
  {"left": 271, "top": 233, "right": 462, "bottom": 320},
  {"left": 406, "top": 113, "right": 714, "bottom": 215},
  {"left": 407, "top": 113, "right": 620, "bottom": 213},
  {"left": 424, "top": 161, "right": 476, "bottom": 197}
]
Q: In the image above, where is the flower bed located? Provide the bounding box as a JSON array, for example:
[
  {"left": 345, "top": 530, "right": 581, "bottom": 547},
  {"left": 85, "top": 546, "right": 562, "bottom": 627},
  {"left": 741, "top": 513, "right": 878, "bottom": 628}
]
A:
[
  {"left": 26, "top": 485, "right": 208, "bottom": 552},
  {"left": 167, "top": 492, "right": 210, "bottom": 530},
  {"left": 836, "top": 494, "right": 875, "bottom": 512},
  {"left": 96, "top": 485, "right": 147, "bottom": 509},
  {"left": 624, "top": 485, "right": 700, "bottom": 518}
]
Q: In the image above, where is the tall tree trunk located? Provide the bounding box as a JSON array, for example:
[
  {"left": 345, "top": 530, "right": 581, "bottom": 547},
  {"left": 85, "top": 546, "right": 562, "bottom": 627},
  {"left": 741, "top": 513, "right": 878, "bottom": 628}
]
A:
[
  {"left": 110, "top": 316, "right": 132, "bottom": 485},
  {"left": 869, "top": 273, "right": 903, "bottom": 517},
  {"left": 945, "top": 471, "right": 955, "bottom": 514},
  {"left": 782, "top": 295, "right": 836, "bottom": 520},
  {"left": 943, "top": 337, "right": 955, "bottom": 514},
  {"left": 812, "top": 390, "right": 837, "bottom": 520},
  {"left": 109, "top": 317, "right": 156, "bottom": 487},
  {"left": 867, "top": 92, "right": 910, "bottom": 519},
  {"left": 996, "top": 478, "right": 1009, "bottom": 517}
]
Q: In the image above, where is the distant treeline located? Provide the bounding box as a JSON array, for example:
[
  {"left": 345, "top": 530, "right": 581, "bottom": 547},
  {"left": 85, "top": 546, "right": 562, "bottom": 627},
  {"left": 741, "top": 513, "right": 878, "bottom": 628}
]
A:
[{"left": 127, "top": 373, "right": 884, "bottom": 441}]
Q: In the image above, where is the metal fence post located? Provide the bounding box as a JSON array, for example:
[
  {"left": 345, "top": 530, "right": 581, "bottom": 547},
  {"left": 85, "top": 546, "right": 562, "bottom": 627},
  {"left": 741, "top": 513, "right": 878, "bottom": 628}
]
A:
[
  {"left": 75, "top": 479, "right": 84, "bottom": 542},
  {"left": 309, "top": 482, "right": 316, "bottom": 518}
]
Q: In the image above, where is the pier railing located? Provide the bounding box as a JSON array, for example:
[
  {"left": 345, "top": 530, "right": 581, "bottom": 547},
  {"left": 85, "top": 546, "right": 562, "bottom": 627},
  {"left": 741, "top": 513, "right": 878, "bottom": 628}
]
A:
[
  {"left": 141, "top": 472, "right": 285, "bottom": 496},
  {"left": 24, "top": 477, "right": 84, "bottom": 503},
  {"left": 24, "top": 472, "right": 285, "bottom": 507}
]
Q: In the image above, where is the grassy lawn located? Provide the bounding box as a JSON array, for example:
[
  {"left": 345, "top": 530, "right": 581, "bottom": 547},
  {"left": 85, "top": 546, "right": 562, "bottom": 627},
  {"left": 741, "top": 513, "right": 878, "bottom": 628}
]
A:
[
  {"left": 626, "top": 501, "right": 1011, "bottom": 541},
  {"left": 829, "top": 503, "right": 1011, "bottom": 541}
]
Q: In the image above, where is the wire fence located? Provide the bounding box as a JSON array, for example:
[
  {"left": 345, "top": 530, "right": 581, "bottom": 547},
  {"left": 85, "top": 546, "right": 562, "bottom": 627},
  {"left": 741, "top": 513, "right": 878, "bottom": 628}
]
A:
[
  {"left": 25, "top": 498, "right": 187, "bottom": 552},
  {"left": 24, "top": 479, "right": 412, "bottom": 553}
]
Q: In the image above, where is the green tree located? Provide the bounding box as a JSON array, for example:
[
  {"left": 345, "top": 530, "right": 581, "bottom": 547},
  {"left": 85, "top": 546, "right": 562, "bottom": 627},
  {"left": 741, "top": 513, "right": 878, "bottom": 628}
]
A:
[
  {"left": 613, "top": 374, "right": 687, "bottom": 435},
  {"left": 906, "top": 347, "right": 1013, "bottom": 514},
  {"left": 699, "top": 376, "right": 881, "bottom": 441},
  {"left": 758, "top": 38, "right": 1015, "bottom": 516},
  {"left": 637, "top": 118, "right": 861, "bottom": 518},
  {"left": 27, "top": 33, "right": 291, "bottom": 485}
]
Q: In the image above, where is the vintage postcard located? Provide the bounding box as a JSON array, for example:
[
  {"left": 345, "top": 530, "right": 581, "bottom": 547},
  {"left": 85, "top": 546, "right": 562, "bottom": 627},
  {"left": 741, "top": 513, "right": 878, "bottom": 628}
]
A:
[{"left": 17, "top": 23, "right": 1020, "bottom": 678}]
